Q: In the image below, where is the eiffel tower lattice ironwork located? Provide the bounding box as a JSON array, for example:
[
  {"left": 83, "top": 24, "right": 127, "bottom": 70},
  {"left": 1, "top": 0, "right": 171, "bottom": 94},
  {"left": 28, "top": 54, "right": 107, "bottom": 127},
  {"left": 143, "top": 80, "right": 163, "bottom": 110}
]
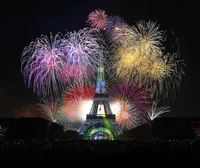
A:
[{"left": 79, "top": 50, "right": 123, "bottom": 140}]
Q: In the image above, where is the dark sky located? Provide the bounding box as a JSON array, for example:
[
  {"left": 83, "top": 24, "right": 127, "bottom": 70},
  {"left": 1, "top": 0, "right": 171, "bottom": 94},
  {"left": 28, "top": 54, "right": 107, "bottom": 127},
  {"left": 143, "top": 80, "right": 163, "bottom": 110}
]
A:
[{"left": 1, "top": 0, "right": 199, "bottom": 118}]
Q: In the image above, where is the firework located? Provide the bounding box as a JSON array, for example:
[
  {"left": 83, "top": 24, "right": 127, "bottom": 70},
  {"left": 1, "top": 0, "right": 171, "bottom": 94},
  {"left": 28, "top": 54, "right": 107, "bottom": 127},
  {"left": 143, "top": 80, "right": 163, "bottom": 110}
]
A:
[
  {"left": 60, "top": 82, "right": 96, "bottom": 124},
  {"left": 147, "top": 101, "right": 171, "bottom": 120},
  {"left": 21, "top": 9, "right": 185, "bottom": 133},
  {"left": 148, "top": 52, "right": 185, "bottom": 101},
  {"left": 109, "top": 19, "right": 185, "bottom": 102},
  {"left": 62, "top": 27, "right": 101, "bottom": 82},
  {"left": 111, "top": 23, "right": 136, "bottom": 46},
  {"left": 110, "top": 101, "right": 145, "bottom": 130},
  {"left": 36, "top": 98, "right": 60, "bottom": 122},
  {"left": 133, "top": 20, "right": 166, "bottom": 55},
  {"left": 21, "top": 32, "right": 67, "bottom": 100},
  {"left": 108, "top": 82, "right": 152, "bottom": 130},
  {"left": 59, "top": 81, "right": 152, "bottom": 130},
  {"left": 87, "top": 9, "right": 108, "bottom": 30}
]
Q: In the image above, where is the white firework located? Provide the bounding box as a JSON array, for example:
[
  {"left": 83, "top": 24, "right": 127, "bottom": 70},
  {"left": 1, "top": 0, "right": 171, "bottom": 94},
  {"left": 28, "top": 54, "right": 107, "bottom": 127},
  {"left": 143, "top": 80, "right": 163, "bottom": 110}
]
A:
[{"left": 147, "top": 102, "right": 171, "bottom": 120}]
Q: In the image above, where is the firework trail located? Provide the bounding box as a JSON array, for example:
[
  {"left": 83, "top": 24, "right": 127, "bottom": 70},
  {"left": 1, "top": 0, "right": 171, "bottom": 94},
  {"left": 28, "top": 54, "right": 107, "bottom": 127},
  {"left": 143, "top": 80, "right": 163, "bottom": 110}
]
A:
[
  {"left": 21, "top": 32, "right": 67, "bottom": 100},
  {"left": 147, "top": 101, "right": 171, "bottom": 121}
]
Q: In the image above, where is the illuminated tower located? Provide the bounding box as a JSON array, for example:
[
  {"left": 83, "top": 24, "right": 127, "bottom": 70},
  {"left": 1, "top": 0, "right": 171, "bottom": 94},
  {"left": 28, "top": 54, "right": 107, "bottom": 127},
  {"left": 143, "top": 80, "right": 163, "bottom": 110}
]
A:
[{"left": 79, "top": 50, "right": 123, "bottom": 140}]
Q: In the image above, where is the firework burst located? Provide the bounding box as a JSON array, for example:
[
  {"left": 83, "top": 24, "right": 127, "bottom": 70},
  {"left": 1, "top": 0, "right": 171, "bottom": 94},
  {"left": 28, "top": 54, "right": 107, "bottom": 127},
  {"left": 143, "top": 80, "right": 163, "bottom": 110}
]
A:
[
  {"left": 62, "top": 27, "right": 101, "bottom": 83},
  {"left": 87, "top": 9, "right": 108, "bottom": 30},
  {"left": 110, "top": 100, "right": 146, "bottom": 130},
  {"left": 133, "top": 20, "right": 166, "bottom": 55},
  {"left": 109, "top": 19, "right": 185, "bottom": 102},
  {"left": 60, "top": 82, "right": 96, "bottom": 124},
  {"left": 21, "top": 32, "right": 67, "bottom": 100},
  {"left": 147, "top": 101, "right": 171, "bottom": 120},
  {"left": 108, "top": 82, "right": 152, "bottom": 130},
  {"left": 36, "top": 98, "right": 60, "bottom": 122}
]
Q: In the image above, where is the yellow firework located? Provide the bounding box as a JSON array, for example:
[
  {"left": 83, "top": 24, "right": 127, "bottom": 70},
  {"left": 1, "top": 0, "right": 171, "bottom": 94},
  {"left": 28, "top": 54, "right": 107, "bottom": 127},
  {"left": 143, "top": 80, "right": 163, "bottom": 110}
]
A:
[
  {"left": 133, "top": 20, "right": 166, "bottom": 56},
  {"left": 110, "top": 35, "right": 184, "bottom": 102},
  {"left": 112, "top": 45, "right": 139, "bottom": 82}
]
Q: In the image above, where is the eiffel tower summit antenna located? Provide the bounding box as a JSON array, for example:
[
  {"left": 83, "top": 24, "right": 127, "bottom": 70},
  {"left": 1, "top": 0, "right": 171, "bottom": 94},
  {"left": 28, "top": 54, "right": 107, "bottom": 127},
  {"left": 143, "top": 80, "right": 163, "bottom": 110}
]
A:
[{"left": 79, "top": 49, "right": 123, "bottom": 140}]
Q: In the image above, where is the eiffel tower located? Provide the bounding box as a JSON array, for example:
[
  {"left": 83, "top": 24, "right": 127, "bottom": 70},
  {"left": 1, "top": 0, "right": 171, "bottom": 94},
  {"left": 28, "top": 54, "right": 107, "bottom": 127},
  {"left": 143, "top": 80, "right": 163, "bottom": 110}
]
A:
[{"left": 79, "top": 50, "right": 123, "bottom": 140}]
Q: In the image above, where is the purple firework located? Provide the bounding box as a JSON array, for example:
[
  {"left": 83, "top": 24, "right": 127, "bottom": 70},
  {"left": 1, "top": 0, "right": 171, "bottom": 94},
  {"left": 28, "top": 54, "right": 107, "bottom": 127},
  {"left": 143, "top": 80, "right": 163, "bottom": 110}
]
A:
[
  {"left": 61, "top": 27, "right": 101, "bottom": 83},
  {"left": 21, "top": 32, "right": 67, "bottom": 100},
  {"left": 104, "top": 15, "right": 127, "bottom": 41}
]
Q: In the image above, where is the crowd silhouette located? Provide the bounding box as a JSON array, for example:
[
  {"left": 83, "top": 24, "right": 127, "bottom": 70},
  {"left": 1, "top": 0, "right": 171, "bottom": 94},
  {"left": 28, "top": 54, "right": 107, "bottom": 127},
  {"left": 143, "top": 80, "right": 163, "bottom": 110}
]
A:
[{"left": 0, "top": 137, "right": 200, "bottom": 161}]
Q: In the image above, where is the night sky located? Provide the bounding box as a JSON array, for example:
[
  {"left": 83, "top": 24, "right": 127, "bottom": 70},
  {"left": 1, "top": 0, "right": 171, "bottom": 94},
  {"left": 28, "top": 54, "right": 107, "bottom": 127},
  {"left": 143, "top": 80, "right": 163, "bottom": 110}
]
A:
[{"left": 1, "top": 0, "right": 199, "bottom": 118}]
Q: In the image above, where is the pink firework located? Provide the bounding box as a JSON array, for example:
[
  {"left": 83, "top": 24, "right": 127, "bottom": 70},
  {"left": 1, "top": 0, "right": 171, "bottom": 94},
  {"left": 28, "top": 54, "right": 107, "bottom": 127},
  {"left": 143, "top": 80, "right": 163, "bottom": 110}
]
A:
[
  {"left": 87, "top": 9, "right": 108, "bottom": 30},
  {"left": 21, "top": 32, "right": 67, "bottom": 100},
  {"left": 108, "top": 82, "right": 152, "bottom": 113}
]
